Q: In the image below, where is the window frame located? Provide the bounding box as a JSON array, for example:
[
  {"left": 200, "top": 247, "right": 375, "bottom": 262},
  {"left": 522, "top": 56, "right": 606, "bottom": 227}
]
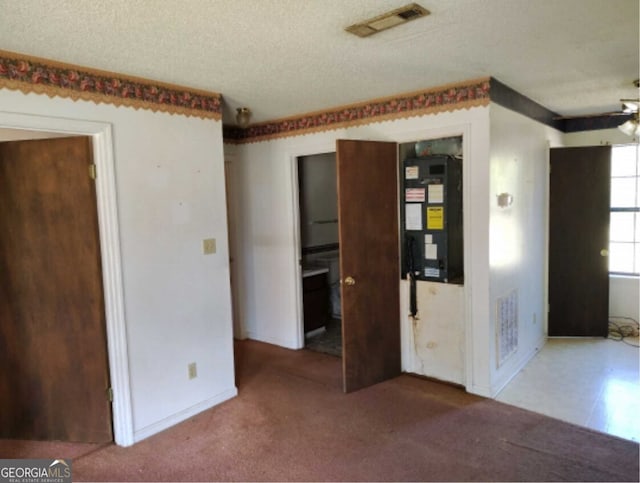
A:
[{"left": 609, "top": 144, "right": 640, "bottom": 277}]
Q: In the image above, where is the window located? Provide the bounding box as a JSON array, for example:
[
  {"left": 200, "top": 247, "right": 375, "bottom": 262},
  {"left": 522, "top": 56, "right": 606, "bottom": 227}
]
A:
[{"left": 609, "top": 144, "right": 640, "bottom": 275}]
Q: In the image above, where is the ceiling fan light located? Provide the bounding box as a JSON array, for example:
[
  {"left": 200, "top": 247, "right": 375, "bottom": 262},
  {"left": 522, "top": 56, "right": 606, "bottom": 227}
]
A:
[{"left": 618, "top": 119, "right": 639, "bottom": 136}]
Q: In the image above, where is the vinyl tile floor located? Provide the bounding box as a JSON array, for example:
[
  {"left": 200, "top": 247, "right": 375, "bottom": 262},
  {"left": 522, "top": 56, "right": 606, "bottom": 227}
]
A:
[
  {"left": 496, "top": 337, "right": 640, "bottom": 442},
  {"left": 305, "top": 318, "right": 342, "bottom": 357}
]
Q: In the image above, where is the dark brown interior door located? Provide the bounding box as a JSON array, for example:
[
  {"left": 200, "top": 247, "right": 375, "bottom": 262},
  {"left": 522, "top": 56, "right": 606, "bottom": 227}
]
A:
[
  {"left": 549, "top": 146, "right": 611, "bottom": 337},
  {"left": 0, "top": 136, "right": 113, "bottom": 442},
  {"left": 337, "top": 139, "right": 401, "bottom": 393}
]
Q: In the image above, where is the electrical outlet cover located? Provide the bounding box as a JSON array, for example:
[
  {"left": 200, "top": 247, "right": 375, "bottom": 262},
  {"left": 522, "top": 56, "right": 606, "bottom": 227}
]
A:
[{"left": 188, "top": 362, "right": 197, "bottom": 379}]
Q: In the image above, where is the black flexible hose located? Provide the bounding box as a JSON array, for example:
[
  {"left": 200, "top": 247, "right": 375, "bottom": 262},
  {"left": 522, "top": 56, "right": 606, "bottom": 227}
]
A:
[{"left": 407, "top": 236, "right": 418, "bottom": 317}]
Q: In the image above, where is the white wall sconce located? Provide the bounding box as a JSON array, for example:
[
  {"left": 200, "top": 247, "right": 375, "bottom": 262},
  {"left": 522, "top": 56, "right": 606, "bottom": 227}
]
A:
[
  {"left": 235, "top": 107, "right": 252, "bottom": 128},
  {"left": 497, "top": 192, "right": 514, "bottom": 208}
]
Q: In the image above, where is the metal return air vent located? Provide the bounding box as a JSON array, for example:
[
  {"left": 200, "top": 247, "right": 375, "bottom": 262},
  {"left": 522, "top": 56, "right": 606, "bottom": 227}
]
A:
[{"left": 345, "top": 3, "right": 430, "bottom": 38}]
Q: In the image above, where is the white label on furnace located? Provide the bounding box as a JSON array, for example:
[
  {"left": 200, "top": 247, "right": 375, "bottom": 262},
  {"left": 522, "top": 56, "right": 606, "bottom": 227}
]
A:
[
  {"left": 405, "top": 166, "right": 419, "bottom": 179},
  {"left": 425, "top": 243, "right": 438, "bottom": 260},
  {"left": 428, "top": 184, "right": 444, "bottom": 203},
  {"left": 424, "top": 234, "right": 433, "bottom": 244},
  {"left": 405, "top": 203, "right": 423, "bottom": 230},
  {"left": 424, "top": 267, "right": 440, "bottom": 278},
  {"left": 405, "top": 188, "right": 425, "bottom": 202}
]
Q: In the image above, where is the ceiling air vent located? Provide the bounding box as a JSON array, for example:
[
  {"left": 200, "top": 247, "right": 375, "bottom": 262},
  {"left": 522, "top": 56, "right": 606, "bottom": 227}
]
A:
[{"left": 345, "top": 3, "right": 430, "bottom": 38}]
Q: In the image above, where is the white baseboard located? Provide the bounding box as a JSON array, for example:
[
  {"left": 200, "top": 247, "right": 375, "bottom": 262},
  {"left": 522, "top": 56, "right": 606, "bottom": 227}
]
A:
[
  {"left": 245, "top": 330, "right": 300, "bottom": 350},
  {"left": 491, "top": 335, "right": 546, "bottom": 397},
  {"left": 133, "top": 387, "right": 238, "bottom": 444},
  {"left": 466, "top": 383, "right": 493, "bottom": 398},
  {"left": 305, "top": 327, "right": 326, "bottom": 338}
]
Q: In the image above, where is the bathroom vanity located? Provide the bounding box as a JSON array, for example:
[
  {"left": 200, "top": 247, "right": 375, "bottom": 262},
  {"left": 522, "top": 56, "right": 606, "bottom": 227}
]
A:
[{"left": 302, "top": 267, "right": 329, "bottom": 334}]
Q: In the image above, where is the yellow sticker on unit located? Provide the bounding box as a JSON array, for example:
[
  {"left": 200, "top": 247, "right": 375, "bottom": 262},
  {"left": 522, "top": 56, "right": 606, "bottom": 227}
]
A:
[{"left": 426, "top": 207, "right": 444, "bottom": 230}]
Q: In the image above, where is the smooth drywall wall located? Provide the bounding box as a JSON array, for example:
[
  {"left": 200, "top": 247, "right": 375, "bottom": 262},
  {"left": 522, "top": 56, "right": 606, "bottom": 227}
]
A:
[
  {"left": 228, "top": 106, "right": 493, "bottom": 395},
  {"left": 488, "top": 103, "right": 563, "bottom": 395},
  {"left": 609, "top": 275, "right": 640, "bottom": 322},
  {"left": 563, "top": 128, "right": 639, "bottom": 322},
  {"left": 0, "top": 89, "right": 236, "bottom": 443}
]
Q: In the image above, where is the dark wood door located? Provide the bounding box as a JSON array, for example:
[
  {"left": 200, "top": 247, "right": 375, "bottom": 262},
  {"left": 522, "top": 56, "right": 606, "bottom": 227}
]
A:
[
  {"left": 0, "top": 136, "right": 113, "bottom": 442},
  {"left": 337, "top": 139, "right": 401, "bottom": 393},
  {"left": 549, "top": 146, "right": 611, "bottom": 337}
]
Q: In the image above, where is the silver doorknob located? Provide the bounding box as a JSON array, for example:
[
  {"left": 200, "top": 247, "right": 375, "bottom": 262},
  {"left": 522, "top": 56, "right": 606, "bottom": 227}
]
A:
[
  {"left": 600, "top": 249, "right": 609, "bottom": 257},
  {"left": 344, "top": 276, "right": 356, "bottom": 286}
]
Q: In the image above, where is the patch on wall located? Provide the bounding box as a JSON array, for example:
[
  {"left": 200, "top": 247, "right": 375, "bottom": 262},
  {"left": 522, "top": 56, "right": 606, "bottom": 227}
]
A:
[{"left": 496, "top": 289, "right": 518, "bottom": 367}]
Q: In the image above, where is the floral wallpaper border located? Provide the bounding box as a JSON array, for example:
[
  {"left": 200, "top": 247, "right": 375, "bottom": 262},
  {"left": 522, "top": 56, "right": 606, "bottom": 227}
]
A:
[
  {"left": 224, "top": 78, "right": 491, "bottom": 144},
  {"left": 0, "top": 50, "right": 222, "bottom": 120}
]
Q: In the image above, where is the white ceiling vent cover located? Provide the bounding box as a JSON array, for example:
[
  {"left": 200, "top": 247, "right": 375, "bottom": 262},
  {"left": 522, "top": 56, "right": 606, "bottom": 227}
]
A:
[{"left": 346, "top": 3, "right": 430, "bottom": 38}]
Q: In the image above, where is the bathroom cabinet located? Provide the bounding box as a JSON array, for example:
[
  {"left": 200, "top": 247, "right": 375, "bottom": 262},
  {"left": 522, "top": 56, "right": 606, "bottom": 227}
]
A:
[{"left": 302, "top": 268, "right": 329, "bottom": 333}]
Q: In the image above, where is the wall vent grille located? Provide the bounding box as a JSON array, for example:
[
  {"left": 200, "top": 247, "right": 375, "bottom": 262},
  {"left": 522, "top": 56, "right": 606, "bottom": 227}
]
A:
[{"left": 497, "top": 289, "right": 518, "bottom": 367}]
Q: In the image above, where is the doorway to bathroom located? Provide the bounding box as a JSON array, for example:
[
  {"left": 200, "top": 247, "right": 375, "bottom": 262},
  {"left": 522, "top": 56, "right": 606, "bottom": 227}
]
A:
[{"left": 297, "top": 152, "right": 342, "bottom": 357}]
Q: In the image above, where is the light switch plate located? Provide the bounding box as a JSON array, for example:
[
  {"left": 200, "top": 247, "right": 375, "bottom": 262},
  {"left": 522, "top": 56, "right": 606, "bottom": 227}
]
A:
[{"left": 202, "top": 238, "right": 216, "bottom": 254}]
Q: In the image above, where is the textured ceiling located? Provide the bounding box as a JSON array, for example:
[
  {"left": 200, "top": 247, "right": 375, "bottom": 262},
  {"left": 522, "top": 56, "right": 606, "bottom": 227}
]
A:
[{"left": 0, "top": 0, "right": 638, "bottom": 124}]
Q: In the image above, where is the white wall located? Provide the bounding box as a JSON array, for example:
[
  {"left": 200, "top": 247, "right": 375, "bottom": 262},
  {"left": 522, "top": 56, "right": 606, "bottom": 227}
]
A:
[
  {"left": 610, "top": 276, "right": 640, "bottom": 322},
  {"left": 229, "top": 106, "right": 494, "bottom": 395},
  {"left": 0, "top": 89, "right": 237, "bottom": 444},
  {"left": 564, "top": 128, "right": 640, "bottom": 322},
  {"left": 401, "top": 281, "right": 465, "bottom": 384},
  {"left": 488, "top": 104, "right": 563, "bottom": 395}
]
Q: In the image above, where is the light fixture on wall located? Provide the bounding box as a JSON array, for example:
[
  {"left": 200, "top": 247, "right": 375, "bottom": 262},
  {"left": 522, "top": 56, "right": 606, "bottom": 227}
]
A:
[{"left": 236, "top": 108, "right": 252, "bottom": 128}]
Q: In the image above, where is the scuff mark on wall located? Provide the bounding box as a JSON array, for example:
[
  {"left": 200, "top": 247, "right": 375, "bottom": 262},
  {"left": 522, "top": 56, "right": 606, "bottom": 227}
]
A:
[{"left": 411, "top": 314, "right": 426, "bottom": 375}]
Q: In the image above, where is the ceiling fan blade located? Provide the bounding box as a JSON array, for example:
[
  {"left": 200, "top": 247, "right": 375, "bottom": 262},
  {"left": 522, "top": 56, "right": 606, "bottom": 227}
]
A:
[{"left": 553, "top": 111, "right": 631, "bottom": 120}]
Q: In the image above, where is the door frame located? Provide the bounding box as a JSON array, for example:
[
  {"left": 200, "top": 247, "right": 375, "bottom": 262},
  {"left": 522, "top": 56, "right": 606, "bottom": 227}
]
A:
[
  {"left": 288, "top": 141, "right": 337, "bottom": 349},
  {"left": 287, "top": 123, "right": 474, "bottom": 391},
  {"left": 224, "top": 153, "right": 246, "bottom": 340},
  {"left": 0, "top": 111, "right": 133, "bottom": 446}
]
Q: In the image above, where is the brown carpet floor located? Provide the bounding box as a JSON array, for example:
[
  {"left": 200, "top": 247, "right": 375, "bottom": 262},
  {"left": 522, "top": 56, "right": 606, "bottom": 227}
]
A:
[{"left": 1, "top": 339, "right": 638, "bottom": 482}]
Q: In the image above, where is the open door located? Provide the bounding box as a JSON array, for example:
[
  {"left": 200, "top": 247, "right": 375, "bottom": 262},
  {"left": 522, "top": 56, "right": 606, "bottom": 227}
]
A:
[
  {"left": 337, "top": 139, "right": 401, "bottom": 393},
  {"left": 0, "top": 137, "right": 113, "bottom": 442},
  {"left": 548, "top": 146, "right": 611, "bottom": 336}
]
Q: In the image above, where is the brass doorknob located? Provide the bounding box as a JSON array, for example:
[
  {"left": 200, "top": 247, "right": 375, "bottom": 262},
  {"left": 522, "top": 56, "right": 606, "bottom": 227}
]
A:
[
  {"left": 344, "top": 276, "right": 356, "bottom": 286},
  {"left": 600, "top": 249, "right": 609, "bottom": 257}
]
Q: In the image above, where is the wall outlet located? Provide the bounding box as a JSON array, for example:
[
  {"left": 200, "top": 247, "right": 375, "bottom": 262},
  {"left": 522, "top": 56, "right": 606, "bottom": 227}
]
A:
[
  {"left": 202, "top": 238, "right": 216, "bottom": 255},
  {"left": 188, "top": 362, "right": 197, "bottom": 379}
]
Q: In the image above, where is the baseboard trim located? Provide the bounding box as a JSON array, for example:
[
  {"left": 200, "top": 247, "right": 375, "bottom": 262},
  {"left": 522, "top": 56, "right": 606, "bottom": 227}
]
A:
[
  {"left": 467, "top": 383, "right": 493, "bottom": 398},
  {"left": 491, "top": 336, "right": 546, "bottom": 397},
  {"left": 133, "top": 387, "right": 238, "bottom": 444},
  {"left": 245, "top": 330, "right": 299, "bottom": 350}
]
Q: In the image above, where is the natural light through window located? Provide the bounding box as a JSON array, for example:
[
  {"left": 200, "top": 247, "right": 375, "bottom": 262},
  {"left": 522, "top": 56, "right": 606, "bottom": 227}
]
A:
[{"left": 610, "top": 144, "right": 640, "bottom": 275}]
